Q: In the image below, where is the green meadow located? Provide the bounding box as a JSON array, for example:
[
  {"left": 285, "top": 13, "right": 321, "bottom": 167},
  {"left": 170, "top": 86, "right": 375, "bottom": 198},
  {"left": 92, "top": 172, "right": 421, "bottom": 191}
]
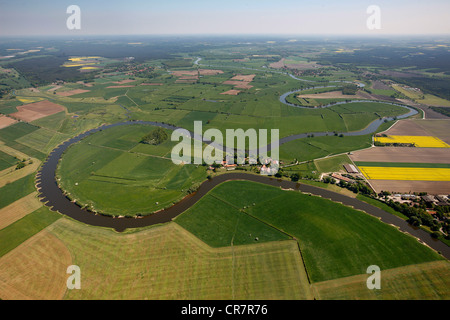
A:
[
  {"left": 176, "top": 180, "right": 443, "bottom": 283},
  {"left": 56, "top": 124, "right": 208, "bottom": 216}
]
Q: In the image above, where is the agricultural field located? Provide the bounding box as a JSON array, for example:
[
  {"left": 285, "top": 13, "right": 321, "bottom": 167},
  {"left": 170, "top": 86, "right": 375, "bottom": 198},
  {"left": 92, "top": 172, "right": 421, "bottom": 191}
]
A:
[
  {"left": 352, "top": 119, "right": 450, "bottom": 193},
  {"left": 0, "top": 36, "right": 448, "bottom": 302},
  {"left": 374, "top": 135, "right": 450, "bottom": 148},
  {"left": 392, "top": 84, "right": 450, "bottom": 107},
  {"left": 359, "top": 166, "right": 450, "bottom": 182},
  {"left": 176, "top": 181, "right": 445, "bottom": 285},
  {"left": 56, "top": 124, "right": 208, "bottom": 216}
]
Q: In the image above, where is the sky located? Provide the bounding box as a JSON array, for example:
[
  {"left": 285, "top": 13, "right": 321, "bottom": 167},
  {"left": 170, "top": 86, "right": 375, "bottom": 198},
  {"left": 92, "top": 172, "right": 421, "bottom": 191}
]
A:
[{"left": 0, "top": 0, "right": 449, "bottom": 36}]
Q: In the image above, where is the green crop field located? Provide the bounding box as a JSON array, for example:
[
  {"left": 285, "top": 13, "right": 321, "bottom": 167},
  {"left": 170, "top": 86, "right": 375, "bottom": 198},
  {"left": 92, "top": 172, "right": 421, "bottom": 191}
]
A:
[
  {"left": 0, "top": 122, "right": 40, "bottom": 142},
  {"left": 57, "top": 124, "right": 208, "bottom": 216},
  {"left": 279, "top": 134, "right": 373, "bottom": 163},
  {"left": 16, "top": 128, "right": 71, "bottom": 154},
  {"left": 0, "top": 150, "right": 17, "bottom": 170},
  {"left": 176, "top": 181, "right": 443, "bottom": 283},
  {"left": 314, "top": 154, "right": 353, "bottom": 173}
]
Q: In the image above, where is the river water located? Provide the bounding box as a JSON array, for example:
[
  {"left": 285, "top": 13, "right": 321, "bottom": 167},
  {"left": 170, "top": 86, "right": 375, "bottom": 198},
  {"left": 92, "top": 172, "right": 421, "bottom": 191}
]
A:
[{"left": 34, "top": 61, "right": 446, "bottom": 258}]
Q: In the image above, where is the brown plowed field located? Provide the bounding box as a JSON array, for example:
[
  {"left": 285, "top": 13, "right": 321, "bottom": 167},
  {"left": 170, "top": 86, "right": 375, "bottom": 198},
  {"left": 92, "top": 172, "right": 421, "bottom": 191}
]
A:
[
  {"left": 350, "top": 147, "right": 450, "bottom": 164},
  {"left": 380, "top": 120, "right": 431, "bottom": 136},
  {"left": 0, "top": 115, "right": 17, "bottom": 129},
  {"left": 223, "top": 80, "right": 253, "bottom": 89},
  {"left": 199, "top": 69, "right": 223, "bottom": 75},
  {"left": 0, "top": 229, "right": 72, "bottom": 300},
  {"left": 10, "top": 100, "right": 65, "bottom": 122},
  {"left": 351, "top": 119, "right": 450, "bottom": 194},
  {"left": 230, "top": 74, "right": 255, "bottom": 82},
  {"left": 171, "top": 70, "right": 197, "bottom": 77},
  {"left": 369, "top": 180, "right": 450, "bottom": 194},
  {"left": 414, "top": 120, "right": 450, "bottom": 144}
]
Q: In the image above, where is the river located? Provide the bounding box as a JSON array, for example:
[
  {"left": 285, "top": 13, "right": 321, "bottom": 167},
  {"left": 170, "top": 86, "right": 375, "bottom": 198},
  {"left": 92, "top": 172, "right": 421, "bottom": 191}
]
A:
[{"left": 33, "top": 59, "right": 446, "bottom": 258}]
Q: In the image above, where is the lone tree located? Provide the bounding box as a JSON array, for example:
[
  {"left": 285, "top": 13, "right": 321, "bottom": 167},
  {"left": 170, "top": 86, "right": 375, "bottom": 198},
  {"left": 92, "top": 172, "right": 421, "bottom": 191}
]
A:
[{"left": 140, "top": 127, "right": 168, "bottom": 145}]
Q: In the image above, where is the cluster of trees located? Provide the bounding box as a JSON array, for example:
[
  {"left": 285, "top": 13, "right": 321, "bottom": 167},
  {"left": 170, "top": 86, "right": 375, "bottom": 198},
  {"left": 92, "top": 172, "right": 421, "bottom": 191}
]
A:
[
  {"left": 286, "top": 171, "right": 316, "bottom": 181},
  {"left": 162, "top": 59, "right": 193, "bottom": 68},
  {"left": 15, "top": 158, "right": 32, "bottom": 170},
  {"left": 374, "top": 141, "right": 415, "bottom": 147},
  {"left": 6, "top": 55, "right": 96, "bottom": 87},
  {"left": 140, "top": 127, "right": 168, "bottom": 145},
  {"left": 341, "top": 84, "right": 358, "bottom": 95},
  {"left": 385, "top": 199, "right": 449, "bottom": 239},
  {"left": 322, "top": 176, "right": 375, "bottom": 196},
  {"left": 430, "top": 106, "right": 450, "bottom": 118}
]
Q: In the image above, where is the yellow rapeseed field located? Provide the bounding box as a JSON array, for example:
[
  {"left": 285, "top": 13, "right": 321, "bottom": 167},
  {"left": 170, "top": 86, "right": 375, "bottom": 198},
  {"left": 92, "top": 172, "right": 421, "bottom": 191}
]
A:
[
  {"left": 63, "top": 57, "right": 102, "bottom": 68},
  {"left": 360, "top": 166, "right": 450, "bottom": 181},
  {"left": 16, "top": 96, "right": 44, "bottom": 104},
  {"left": 374, "top": 135, "right": 450, "bottom": 148},
  {"left": 68, "top": 56, "right": 101, "bottom": 62}
]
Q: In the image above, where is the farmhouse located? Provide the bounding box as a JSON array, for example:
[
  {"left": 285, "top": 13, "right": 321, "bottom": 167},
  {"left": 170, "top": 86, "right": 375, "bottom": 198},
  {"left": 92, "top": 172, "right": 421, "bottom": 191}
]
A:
[
  {"left": 422, "top": 195, "right": 436, "bottom": 204},
  {"left": 343, "top": 164, "right": 359, "bottom": 174},
  {"left": 331, "top": 173, "right": 353, "bottom": 183}
]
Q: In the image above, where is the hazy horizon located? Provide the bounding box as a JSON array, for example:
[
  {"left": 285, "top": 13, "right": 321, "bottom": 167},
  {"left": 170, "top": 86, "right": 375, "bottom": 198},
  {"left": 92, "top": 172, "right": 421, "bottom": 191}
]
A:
[{"left": 1, "top": 0, "right": 449, "bottom": 37}]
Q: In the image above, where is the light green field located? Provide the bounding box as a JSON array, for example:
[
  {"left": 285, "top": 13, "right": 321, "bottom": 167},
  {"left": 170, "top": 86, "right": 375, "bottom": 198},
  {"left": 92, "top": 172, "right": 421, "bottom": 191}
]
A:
[
  {"left": 57, "top": 124, "right": 208, "bottom": 216},
  {"left": 16, "top": 128, "right": 71, "bottom": 154},
  {"left": 177, "top": 181, "right": 443, "bottom": 283},
  {"left": 393, "top": 84, "right": 450, "bottom": 106},
  {"left": 313, "top": 260, "right": 450, "bottom": 300},
  {"left": 31, "top": 111, "right": 67, "bottom": 131},
  {"left": 314, "top": 154, "right": 353, "bottom": 173},
  {"left": 279, "top": 134, "right": 373, "bottom": 163}
]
